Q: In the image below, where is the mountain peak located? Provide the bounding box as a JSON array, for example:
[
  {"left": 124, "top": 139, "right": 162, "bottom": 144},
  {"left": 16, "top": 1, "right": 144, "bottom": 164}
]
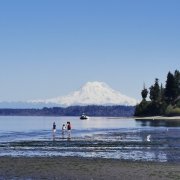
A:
[
  {"left": 80, "top": 81, "right": 111, "bottom": 94},
  {"left": 83, "top": 81, "right": 109, "bottom": 88},
  {"left": 31, "top": 81, "right": 138, "bottom": 106}
]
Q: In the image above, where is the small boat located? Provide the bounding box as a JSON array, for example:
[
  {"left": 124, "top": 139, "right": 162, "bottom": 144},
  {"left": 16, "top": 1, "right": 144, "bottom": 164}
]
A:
[{"left": 80, "top": 113, "right": 89, "bottom": 120}]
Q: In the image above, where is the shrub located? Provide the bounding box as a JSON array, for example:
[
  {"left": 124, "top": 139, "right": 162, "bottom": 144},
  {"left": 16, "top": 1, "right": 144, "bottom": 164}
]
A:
[{"left": 165, "top": 105, "right": 180, "bottom": 116}]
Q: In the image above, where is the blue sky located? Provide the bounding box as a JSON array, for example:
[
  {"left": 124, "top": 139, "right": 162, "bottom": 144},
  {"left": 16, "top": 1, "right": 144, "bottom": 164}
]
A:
[{"left": 0, "top": 0, "right": 180, "bottom": 101}]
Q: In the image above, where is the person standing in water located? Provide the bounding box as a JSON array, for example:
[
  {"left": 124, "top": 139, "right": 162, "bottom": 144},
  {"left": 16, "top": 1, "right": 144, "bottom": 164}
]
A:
[
  {"left": 52, "top": 122, "right": 56, "bottom": 140},
  {"left": 62, "top": 124, "right": 66, "bottom": 138},
  {"left": 67, "top": 121, "right": 71, "bottom": 139}
]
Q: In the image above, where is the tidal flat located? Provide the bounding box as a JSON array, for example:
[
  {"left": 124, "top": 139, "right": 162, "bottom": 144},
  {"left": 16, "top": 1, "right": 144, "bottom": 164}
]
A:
[
  {"left": 0, "top": 156, "right": 180, "bottom": 180},
  {"left": 0, "top": 116, "right": 180, "bottom": 179}
]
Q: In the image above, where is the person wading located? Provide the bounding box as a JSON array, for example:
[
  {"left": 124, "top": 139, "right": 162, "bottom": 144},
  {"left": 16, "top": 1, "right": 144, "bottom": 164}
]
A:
[{"left": 67, "top": 121, "right": 71, "bottom": 139}]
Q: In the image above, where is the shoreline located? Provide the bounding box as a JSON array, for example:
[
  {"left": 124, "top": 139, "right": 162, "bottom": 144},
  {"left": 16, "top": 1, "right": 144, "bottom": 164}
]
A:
[
  {"left": 0, "top": 156, "right": 180, "bottom": 180},
  {"left": 135, "top": 116, "right": 180, "bottom": 120}
]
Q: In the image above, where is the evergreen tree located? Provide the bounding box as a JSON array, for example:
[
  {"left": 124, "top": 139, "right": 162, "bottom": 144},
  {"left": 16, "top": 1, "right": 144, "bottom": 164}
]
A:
[
  {"left": 149, "top": 78, "right": 160, "bottom": 102},
  {"left": 174, "top": 70, "right": 180, "bottom": 98},
  {"left": 165, "top": 72, "right": 176, "bottom": 103},
  {"left": 160, "top": 83, "right": 165, "bottom": 102},
  {"left": 141, "top": 84, "right": 148, "bottom": 100},
  {"left": 135, "top": 69, "right": 180, "bottom": 117}
]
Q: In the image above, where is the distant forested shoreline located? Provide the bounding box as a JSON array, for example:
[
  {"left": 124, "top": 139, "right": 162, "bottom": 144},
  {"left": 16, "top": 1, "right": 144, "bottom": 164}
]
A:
[
  {"left": 0, "top": 105, "right": 135, "bottom": 117},
  {"left": 135, "top": 70, "right": 180, "bottom": 117}
]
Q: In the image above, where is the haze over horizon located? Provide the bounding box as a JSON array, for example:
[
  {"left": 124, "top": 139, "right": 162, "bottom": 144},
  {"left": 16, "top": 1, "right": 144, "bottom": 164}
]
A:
[{"left": 0, "top": 0, "right": 179, "bottom": 102}]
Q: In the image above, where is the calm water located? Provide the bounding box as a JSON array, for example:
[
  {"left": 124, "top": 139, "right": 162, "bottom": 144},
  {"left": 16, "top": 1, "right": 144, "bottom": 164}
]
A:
[{"left": 0, "top": 116, "right": 180, "bottom": 162}]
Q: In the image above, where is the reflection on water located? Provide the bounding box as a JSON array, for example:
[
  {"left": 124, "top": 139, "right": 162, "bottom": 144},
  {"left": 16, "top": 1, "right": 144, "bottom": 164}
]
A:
[
  {"left": 136, "top": 119, "right": 180, "bottom": 127},
  {"left": 0, "top": 116, "right": 180, "bottom": 162}
]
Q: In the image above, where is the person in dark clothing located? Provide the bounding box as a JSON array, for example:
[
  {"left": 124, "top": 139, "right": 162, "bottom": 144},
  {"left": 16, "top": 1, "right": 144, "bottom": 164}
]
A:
[
  {"left": 53, "top": 122, "right": 56, "bottom": 133},
  {"left": 52, "top": 122, "right": 56, "bottom": 140},
  {"left": 67, "top": 121, "right": 71, "bottom": 138}
]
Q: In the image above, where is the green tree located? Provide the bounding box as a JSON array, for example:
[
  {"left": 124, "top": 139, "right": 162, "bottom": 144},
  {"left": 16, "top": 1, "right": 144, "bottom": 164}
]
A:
[
  {"left": 149, "top": 78, "right": 160, "bottom": 102},
  {"left": 165, "top": 72, "right": 176, "bottom": 103},
  {"left": 141, "top": 84, "right": 148, "bottom": 100},
  {"left": 135, "top": 70, "right": 180, "bottom": 117},
  {"left": 174, "top": 70, "right": 180, "bottom": 98},
  {"left": 160, "top": 83, "right": 165, "bottom": 102}
]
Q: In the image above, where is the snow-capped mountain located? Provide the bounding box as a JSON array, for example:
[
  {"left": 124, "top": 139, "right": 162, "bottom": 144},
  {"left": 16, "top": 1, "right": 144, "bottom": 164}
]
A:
[{"left": 30, "top": 81, "right": 138, "bottom": 106}]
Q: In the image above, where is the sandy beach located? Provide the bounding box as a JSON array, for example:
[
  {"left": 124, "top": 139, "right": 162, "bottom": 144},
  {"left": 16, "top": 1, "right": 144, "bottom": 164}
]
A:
[{"left": 0, "top": 157, "right": 180, "bottom": 180}]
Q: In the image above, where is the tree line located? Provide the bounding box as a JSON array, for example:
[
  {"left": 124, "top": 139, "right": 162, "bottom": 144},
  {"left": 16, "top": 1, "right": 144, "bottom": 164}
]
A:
[
  {"left": 0, "top": 105, "right": 135, "bottom": 117},
  {"left": 135, "top": 70, "right": 180, "bottom": 116}
]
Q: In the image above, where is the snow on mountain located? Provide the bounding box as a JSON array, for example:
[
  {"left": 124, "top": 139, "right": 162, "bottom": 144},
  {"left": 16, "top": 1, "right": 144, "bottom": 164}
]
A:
[{"left": 30, "top": 81, "right": 138, "bottom": 106}]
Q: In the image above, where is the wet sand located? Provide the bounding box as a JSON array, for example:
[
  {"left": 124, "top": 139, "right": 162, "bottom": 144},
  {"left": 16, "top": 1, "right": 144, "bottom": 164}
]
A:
[{"left": 0, "top": 157, "right": 180, "bottom": 180}]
